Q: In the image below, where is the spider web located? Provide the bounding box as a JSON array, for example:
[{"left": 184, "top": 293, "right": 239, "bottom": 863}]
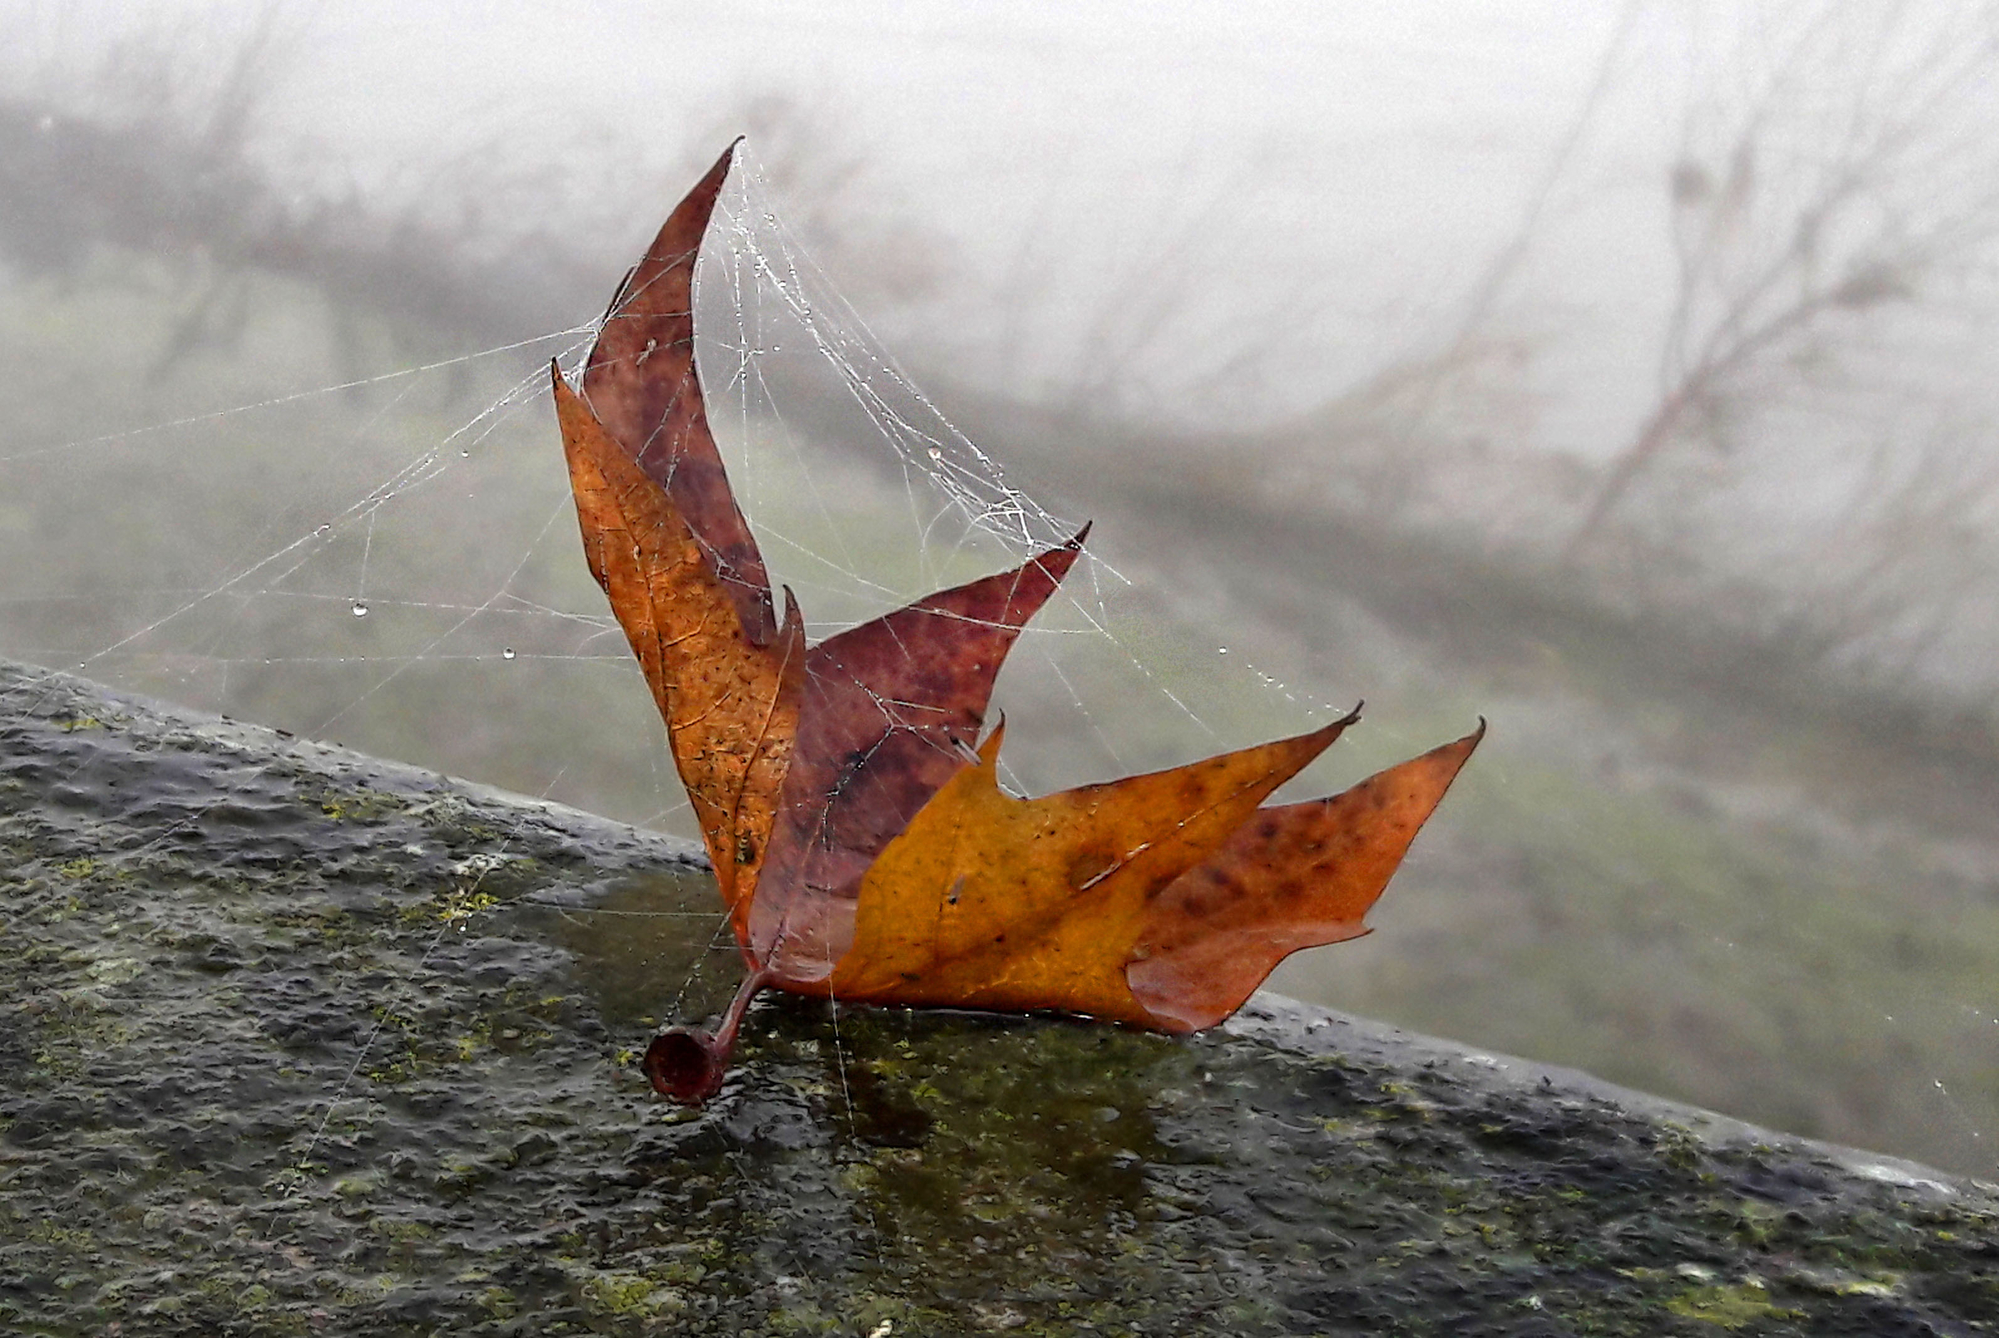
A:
[
  {"left": 5, "top": 136, "right": 1998, "bottom": 1199},
  {"left": 0, "top": 144, "right": 1374, "bottom": 1227},
  {"left": 680, "top": 156, "right": 1357, "bottom": 798}
]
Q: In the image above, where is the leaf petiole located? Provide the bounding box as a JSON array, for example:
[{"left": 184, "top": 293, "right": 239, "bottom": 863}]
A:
[{"left": 642, "top": 966, "right": 772, "bottom": 1104}]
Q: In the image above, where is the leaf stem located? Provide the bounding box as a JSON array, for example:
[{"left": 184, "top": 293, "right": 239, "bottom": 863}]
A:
[{"left": 642, "top": 967, "right": 772, "bottom": 1104}]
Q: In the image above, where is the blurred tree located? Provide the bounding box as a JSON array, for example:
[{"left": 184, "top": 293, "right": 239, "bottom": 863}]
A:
[
  {"left": 1567, "top": 0, "right": 1999, "bottom": 560},
  {"left": 0, "top": 21, "right": 940, "bottom": 384}
]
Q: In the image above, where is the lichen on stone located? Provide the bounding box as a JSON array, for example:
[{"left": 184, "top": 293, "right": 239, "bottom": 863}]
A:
[{"left": 3, "top": 660, "right": 1998, "bottom": 1336}]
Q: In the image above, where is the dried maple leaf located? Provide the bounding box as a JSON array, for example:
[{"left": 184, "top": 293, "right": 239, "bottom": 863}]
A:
[{"left": 555, "top": 144, "right": 1482, "bottom": 1103}]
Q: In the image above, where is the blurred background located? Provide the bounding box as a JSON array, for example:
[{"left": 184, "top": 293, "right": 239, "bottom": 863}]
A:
[{"left": 5, "top": 0, "right": 1999, "bottom": 1177}]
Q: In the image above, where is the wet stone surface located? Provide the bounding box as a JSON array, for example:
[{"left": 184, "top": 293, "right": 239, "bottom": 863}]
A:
[{"left": 3, "top": 658, "right": 1998, "bottom": 1337}]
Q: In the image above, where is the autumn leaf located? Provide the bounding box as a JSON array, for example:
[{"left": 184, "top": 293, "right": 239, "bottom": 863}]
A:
[
  {"left": 819, "top": 714, "right": 1365, "bottom": 1026},
  {"left": 578, "top": 142, "right": 775, "bottom": 648},
  {"left": 555, "top": 143, "right": 1482, "bottom": 1103},
  {"left": 553, "top": 367, "right": 801, "bottom": 931},
  {"left": 1125, "top": 724, "right": 1484, "bottom": 1031},
  {"left": 749, "top": 529, "right": 1089, "bottom": 981}
]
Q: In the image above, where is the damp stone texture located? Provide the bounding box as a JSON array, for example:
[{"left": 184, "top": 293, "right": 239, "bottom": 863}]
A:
[{"left": 2, "top": 659, "right": 1996, "bottom": 1336}]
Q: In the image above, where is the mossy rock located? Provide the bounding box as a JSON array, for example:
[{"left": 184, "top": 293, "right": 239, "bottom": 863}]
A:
[{"left": 2, "top": 659, "right": 1995, "bottom": 1336}]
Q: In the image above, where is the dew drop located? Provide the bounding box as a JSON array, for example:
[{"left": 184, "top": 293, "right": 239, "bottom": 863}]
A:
[
  {"left": 502, "top": 648, "right": 517, "bottom": 661},
  {"left": 1218, "top": 646, "right": 1228, "bottom": 655},
  {"left": 459, "top": 449, "right": 470, "bottom": 458},
  {"left": 351, "top": 602, "right": 369, "bottom": 618},
  {"left": 314, "top": 524, "right": 331, "bottom": 536},
  {"left": 927, "top": 447, "right": 943, "bottom": 461}
]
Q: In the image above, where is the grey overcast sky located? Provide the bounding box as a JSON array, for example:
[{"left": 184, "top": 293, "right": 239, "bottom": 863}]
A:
[{"left": 14, "top": 0, "right": 1686, "bottom": 442}]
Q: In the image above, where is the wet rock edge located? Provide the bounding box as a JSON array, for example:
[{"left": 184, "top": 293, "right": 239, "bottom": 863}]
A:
[{"left": 1, "top": 658, "right": 1995, "bottom": 1336}]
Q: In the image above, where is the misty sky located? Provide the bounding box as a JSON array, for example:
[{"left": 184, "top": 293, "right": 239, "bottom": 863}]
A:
[
  {"left": 14, "top": 0, "right": 1690, "bottom": 445},
  {"left": 16, "top": 1, "right": 1996, "bottom": 484}
]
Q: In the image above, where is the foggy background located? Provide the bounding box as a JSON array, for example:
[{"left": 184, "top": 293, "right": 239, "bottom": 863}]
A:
[{"left": 6, "top": 0, "right": 1999, "bottom": 1178}]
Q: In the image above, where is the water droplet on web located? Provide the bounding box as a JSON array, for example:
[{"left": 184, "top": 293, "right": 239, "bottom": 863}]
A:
[
  {"left": 1218, "top": 646, "right": 1228, "bottom": 655},
  {"left": 351, "top": 602, "right": 369, "bottom": 618},
  {"left": 502, "top": 648, "right": 517, "bottom": 661},
  {"left": 460, "top": 449, "right": 470, "bottom": 458},
  {"left": 927, "top": 447, "right": 943, "bottom": 461},
  {"left": 314, "top": 524, "right": 330, "bottom": 536}
]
